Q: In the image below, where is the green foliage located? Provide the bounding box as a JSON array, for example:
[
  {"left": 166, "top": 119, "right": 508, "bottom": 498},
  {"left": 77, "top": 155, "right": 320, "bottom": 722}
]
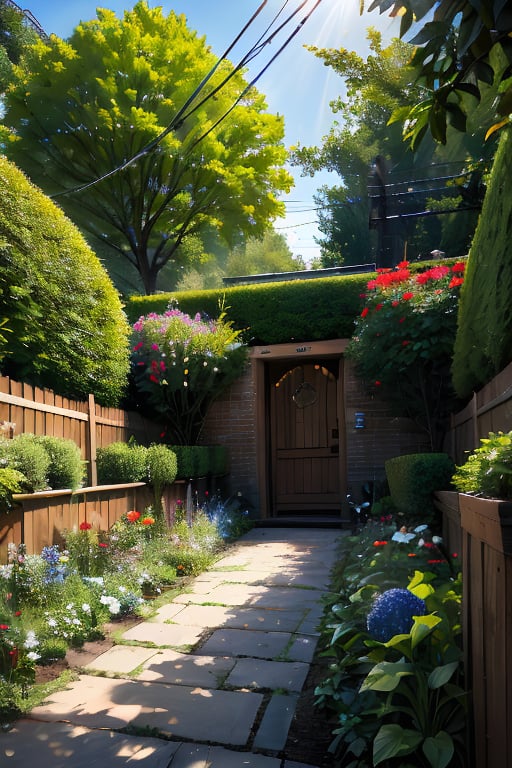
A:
[
  {"left": 0, "top": 466, "right": 25, "bottom": 514},
  {"left": 346, "top": 260, "right": 465, "bottom": 450},
  {"left": 145, "top": 444, "right": 178, "bottom": 517},
  {"left": 225, "top": 230, "right": 305, "bottom": 278},
  {"left": 366, "top": 0, "right": 512, "bottom": 145},
  {"left": 96, "top": 442, "right": 148, "bottom": 485},
  {"left": 4, "top": 1, "right": 292, "bottom": 295},
  {"left": 452, "top": 431, "right": 512, "bottom": 500},
  {"left": 385, "top": 454, "right": 455, "bottom": 524},
  {"left": 62, "top": 523, "right": 110, "bottom": 578},
  {"left": 452, "top": 128, "right": 512, "bottom": 399},
  {"left": 0, "top": 434, "right": 49, "bottom": 492},
  {"left": 35, "top": 436, "right": 85, "bottom": 491},
  {"left": 126, "top": 273, "right": 369, "bottom": 345},
  {"left": 316, "top": 521, "right": 465, "bottom": 766},
  {"left": 0, "top": 157, "right": 131, "bottom": 405},
  {"left": 0, "top": 0, "right": 38, "bottom": 91},
  {"left": 131, "top": 308, "right": 247, "bottom": 444}
]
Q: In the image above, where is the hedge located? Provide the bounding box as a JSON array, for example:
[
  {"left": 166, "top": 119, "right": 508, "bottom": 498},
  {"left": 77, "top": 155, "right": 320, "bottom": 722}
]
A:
[
  {"left": 0, "top": 157, "right": 130, "bottom": 405},
  {"left": 385, "top": 452, "right": 455, "bottom": 522},
  {"left": 452, "top": 127, "right": 512, "bottom": 399}
]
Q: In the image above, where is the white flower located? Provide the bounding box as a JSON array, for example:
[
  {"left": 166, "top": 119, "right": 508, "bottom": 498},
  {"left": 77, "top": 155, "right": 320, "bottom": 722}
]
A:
[
  {"left": 48, "top": 618, "right": 57, "bottom": 628},
  {"left": 66, "top": 603, "right": 74, "bottom": 611},
  {"left": 24, "top": 631, "right": 38, "bottom": 649},
  {"left": 82, "top": 603, "right": 91, "bottom": 613},
  {"left": 72, "top": 618, "right": 81, "bottom": 626},
  {"left": 414, "top": 525, "right": 428, "bottom": 533},
  {"left": 108, "top": 599, "right": 121, "bottom": 615},
  {"left": 432, "top": 536, "right": 443, "bottom": 545},
  {"left": 26, "top": 651, "right": 40, "bottom": 662},
  {"left": 392, "top": 530, "right": 416, "bottom": 543}
]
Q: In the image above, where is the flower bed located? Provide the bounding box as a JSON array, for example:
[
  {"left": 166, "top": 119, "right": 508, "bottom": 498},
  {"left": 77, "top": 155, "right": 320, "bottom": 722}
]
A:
[
  {"left": 315, "top": 517, "right": 466, "bottom": 767},
  {"left": 0, "top": 494, "right": 253, "bottom": 721}
]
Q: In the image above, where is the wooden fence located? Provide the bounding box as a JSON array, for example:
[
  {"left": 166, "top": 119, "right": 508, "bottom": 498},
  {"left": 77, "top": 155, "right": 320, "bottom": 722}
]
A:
[
  {"left": 0, "top": 375, "right": 161, "bottom": 485},
  {"left": 447, "top": 359, "right": 512, "bottom": 463}
]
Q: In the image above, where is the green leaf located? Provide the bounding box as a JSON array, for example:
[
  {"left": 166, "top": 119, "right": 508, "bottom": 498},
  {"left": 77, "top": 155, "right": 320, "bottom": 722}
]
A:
[
  {"left": 360, "top": 660, "right": 414, "bottom": 692},
  {"left": 373, "top": 724, "right": 423, "bottom": 765},
  {"left": 428, "top": 660, "right": 459, "bottom": 689},
  {"left": 410, "top": 614, "right": 442, "bottom": 649},
  {"left": 423, "top": 730, "right": 454, "bottom": 768}
]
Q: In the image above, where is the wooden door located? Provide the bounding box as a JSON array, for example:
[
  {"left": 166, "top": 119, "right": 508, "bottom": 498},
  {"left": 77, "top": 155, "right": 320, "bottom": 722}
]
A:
[{"left": 270, "top": 361, "right": 341, "bottom": 514}]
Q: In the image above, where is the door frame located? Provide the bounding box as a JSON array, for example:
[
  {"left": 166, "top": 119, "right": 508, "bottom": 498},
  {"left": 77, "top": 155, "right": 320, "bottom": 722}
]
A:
[{"left": 250, "top": 339, "right": 349, "bottom": 518}]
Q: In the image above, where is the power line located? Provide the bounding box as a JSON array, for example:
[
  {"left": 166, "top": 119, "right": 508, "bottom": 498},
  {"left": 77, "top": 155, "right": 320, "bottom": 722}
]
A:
[{"left": 50, "top": 0, "right": 325, "bottom": 199}]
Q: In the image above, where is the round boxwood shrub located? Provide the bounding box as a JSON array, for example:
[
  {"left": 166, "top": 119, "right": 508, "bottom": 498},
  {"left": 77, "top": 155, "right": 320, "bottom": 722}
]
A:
[
  {"left": 0, "top": 156, "right": 131, "bottom": 405},
  {"left": 36, "top": 435, "right": 85, "bottom": 490},
  {"left": 0, "top": 433, "right": 49, "bottom": 492},
  {"left": 96, "top": 442, "right": 148, "bottom": 485}
]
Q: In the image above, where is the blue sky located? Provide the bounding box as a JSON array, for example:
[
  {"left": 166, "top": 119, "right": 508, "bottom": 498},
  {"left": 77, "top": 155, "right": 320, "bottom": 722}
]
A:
[{"left": 25, "top": 1, "right": 398, "bottom": 264}]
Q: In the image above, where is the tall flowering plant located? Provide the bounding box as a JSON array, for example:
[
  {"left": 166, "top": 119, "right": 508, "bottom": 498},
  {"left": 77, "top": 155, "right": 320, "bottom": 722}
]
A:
[
  {"left": 346, "top": 260, "right": 466, "bottom": 450},
  {"left": 131, "top": 307, "right": 247, "bottom": 444}
]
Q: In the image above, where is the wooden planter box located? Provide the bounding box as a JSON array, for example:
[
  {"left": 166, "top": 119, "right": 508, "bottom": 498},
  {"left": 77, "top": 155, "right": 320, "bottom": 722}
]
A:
[{"left": 458, "top": 493, "right": 512, "bottom": 768}]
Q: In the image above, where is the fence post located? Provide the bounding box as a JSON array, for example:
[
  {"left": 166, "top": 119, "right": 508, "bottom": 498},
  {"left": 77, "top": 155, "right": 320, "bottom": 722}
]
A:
[
  {"left": 87, "top": 393, "right": 98, "bottom": 487},
  {"left": 471, "top": 392, "right": 479, "bottom": 448}
]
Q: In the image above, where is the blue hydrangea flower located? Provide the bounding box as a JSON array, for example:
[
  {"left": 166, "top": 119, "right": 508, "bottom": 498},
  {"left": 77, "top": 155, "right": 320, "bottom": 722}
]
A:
[{"left": 367, "top": 588, "right": 427, "bottom": 642}]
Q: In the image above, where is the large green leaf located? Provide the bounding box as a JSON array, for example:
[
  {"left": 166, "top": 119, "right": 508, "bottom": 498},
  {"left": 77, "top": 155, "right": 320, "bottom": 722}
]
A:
[
  {"left": 411, "top": 614, "right": 442, "bottom": 649},
  {"left": 423, "top": 730, "right": 454, "bottom": 768},
  {"left": 373, "top": 724, "right": 423, "bottom": 765},
  {"left": 360, "top": 660, "right": 414, "bottom": 692},
  {"left": 428, "top": 660, "right": 459, "bottom": 689}
]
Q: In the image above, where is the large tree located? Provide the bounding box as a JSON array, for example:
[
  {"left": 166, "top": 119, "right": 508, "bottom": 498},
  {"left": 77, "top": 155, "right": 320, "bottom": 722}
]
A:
[
  {"left": 0, "top": 0, "right": 38, "bottom": 92},
  {"left": 292, "top": 29, "right": 495, "bottom": 266},
  {"left": 3, "top": 2, "right": 292, "bottom": 294}
]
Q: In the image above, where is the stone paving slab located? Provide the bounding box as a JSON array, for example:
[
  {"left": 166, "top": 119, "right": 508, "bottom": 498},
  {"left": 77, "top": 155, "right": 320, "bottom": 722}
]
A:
[
  {"left": 253, "top": 693, "right": 299, "bottom": 752},
  {"left": 169, "top": 744, "right": 282, "bottom": 767},
  {"left": 30, "top": 674, "right": 263, "bottom": 746},
  {"left": 223, "top": 606, "right": 302, "bottom": 632},
  {"left": 285, "top": 635, "right": 318, "bottom": 663},
  {"left": 167, "top": 603, "right": 238, "bottom": 627},
  {"left": 226, "top": 657, "right": 309, "bottom": 692},
  {"left": 0, "top": 720, "right": 180, "bottom": 767},
  {"left": 85, "top": 644, "right": 160, "bottom": 674},
  {"left": 136, "top": 648, "right": 235, "bottom": 687},
  {"left": 207, "top": 584, "right": 319, "bottom": 609},
  {"left": 196, "top": 628, "right": 292, "bottom": 660},
  {"left": 151, "top": 602, "right": 187, "bottom": 622},
  {"left": 120, "top": 621, "right": 203, "bottom": 648}
]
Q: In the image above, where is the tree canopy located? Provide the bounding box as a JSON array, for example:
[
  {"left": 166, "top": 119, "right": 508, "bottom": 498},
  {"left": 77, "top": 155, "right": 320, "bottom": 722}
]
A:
[
  {"left": 365, "top": 0, "right": 512, "bottom": 146},
  {"left": 0, "top": 0, "right": 38, "bottom": 91},
  {"left": 3, "top": 1, "right": 292, "bottom": 294},
  {"left": 291, "top": 31, "right": 490, "bottom": 267}
]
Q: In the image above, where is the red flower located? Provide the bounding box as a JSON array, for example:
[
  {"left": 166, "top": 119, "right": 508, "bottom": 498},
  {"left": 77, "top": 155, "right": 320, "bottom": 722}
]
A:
[
  {"left": 149, "top": 374, "right": 159, "bottom": 383},
  {"left": 449, "top": 276, "right": 464, "bottom": 288},
  {"left": 0, "top": 624, "right": 10, "bottom": 630},
  {"left": 373, "top": 540, "right": 387, "bottom": 547},
  {"left": 79, "top": 521, "right": 92, "bottom": 531},
  {"left": 392, "top": 300, "right": 399, "bottom": 307},
  {"left": 375, "top": 303, "right": 383, "bottom": 311},
  {"left": 402, "top": 291, "right": 414, "bottom": 301},
  {"left": 399, "top": 316, "right": 406, "bottom": 323},
  {"left": 402, "top": 340, "right": 410, "bottom": 346},
  {"left": 141, "top": 517, "right": 155, "bottom": 526},
  {"left": 451, "top": 261, "right": 466, "bottom": 274},
  {"left": 14, "top": 611, "right": 22, "bottom": 617},
  {"left": 374, "top": 380, "right": 381, "bottom": 387},
  {"left": 397, "top": 260, "right": 410, "bottom": 268},
  {"left": 361, "top": 307, "right": 370, "bottom": 318},
  {"left": 126, "top": 510, "right": 141, "bottom": 523},
  {"left": 98, "top": 542, "right": 108, "bottom": 548}
]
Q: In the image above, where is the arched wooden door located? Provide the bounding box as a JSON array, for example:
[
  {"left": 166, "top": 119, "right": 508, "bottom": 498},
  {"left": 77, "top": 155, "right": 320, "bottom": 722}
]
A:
[{"left": 269, "top": 361, "right": 341, "bottom": 514}]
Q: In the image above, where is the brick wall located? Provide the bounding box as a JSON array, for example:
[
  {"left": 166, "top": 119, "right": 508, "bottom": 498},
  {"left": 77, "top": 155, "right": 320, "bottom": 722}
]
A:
[{"left": 199, "top": 363, "right": 260, "bottom": 510}]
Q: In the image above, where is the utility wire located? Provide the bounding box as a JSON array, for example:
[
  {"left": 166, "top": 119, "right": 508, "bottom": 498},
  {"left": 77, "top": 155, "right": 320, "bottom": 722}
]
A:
[{"left": 51, "top": 0, "right": 324, "bottom": 199}]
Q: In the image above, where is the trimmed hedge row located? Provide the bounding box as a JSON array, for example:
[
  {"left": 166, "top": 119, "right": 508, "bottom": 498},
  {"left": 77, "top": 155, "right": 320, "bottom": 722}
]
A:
[
  {"left": 452, "top": 127, "right": 512, "bottom": 399},
  {"left": 385, "top": 452, "right": 455, "bottom": 521},
  {"left": 126, "top": 275, "right": 369, "bottom": 344}
]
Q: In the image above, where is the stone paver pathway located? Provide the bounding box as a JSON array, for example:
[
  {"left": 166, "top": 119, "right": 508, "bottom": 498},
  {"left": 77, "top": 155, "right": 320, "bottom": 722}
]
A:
[{"left": 1, "top": 527, "right": 340, "bottom": 767}]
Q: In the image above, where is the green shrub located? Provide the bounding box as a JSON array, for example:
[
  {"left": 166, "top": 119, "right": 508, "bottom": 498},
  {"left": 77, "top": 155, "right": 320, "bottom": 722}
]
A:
[
  {"left": 173, "top": 445, "right": 196, "bottom": 479},
  {"left": 208, "top": 445, "right": 228, "bottom": 476},
  {"left": 96, "top": 442, "right": 148, "bottom": 484},
  {"left": 35, "top": 436, "right": 85, "bottom": 490},
  {"left": 0, "top": 156, "right": 130, "bottom": 405},
  {"left": 0, "top": 466, "right": 26, "bottom": 514},
  {"left": 145, "top": 443, "right": 178, "bottom": 517},
  {"left": 452, "top": 430, "right": 512, "bottom": 499},
  {"left": 385, "top": 452, "right": 455, "bottom": 523},
  {"left": 0, "top": 434, "right": 49, "bottom": 492},
  {"left": 453, "top": 128, "right": 512, "bottom": 399}
]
